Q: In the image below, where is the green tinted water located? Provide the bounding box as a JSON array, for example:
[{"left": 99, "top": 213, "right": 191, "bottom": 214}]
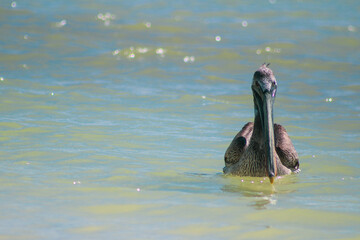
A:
[{"left": 0, "top": 1, "right": 359, "bottom": 239}]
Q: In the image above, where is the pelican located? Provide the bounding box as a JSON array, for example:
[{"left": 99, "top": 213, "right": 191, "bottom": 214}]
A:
[{"left": 224, "top": 64, "right": 300, "bottom": 183}]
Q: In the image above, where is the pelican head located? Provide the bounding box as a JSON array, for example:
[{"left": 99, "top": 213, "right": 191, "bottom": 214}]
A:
[{"left": 251, "top": 63, "right": 278, "bottom": 183}]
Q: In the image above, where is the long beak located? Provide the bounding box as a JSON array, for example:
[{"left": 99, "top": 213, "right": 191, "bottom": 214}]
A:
[{"left": 262, "top": 92, "right": 277, "bottom": 184}]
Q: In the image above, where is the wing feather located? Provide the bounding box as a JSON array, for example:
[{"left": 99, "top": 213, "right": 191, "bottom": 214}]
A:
[
  {"left": 224, "top": 122, "right": 254, "bottom": 167},
  {"left": 274, "top": 124, "right": 299, "bottom": 171}
]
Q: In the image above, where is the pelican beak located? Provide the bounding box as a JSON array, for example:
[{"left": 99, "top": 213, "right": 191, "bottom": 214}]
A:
[
  {"left": 263, "top": 92, "right": 277, "bottom": 184},
  {"left": 269, "top": 176, "right": 275, "bottom": 184},
  {"left": 252, "top": 65, "right": 278, "bottom": 184}
]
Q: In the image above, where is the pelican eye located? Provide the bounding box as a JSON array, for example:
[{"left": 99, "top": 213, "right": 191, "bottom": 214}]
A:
[
  {"left": 271, "top": 82, "right": 277, "bottom": 97},
  {"left": 271, "top": 81, "right": 276, "bottom": 89}
]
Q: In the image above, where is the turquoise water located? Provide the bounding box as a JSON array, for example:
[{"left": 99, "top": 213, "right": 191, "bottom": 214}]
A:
[{"left": 1, "top": 0, "right": 360, "bottom": 239}]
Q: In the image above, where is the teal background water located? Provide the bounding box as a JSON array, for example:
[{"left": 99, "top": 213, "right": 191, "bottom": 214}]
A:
[{"left": 1, "top": 0, "right": 360, "bottom": 239}]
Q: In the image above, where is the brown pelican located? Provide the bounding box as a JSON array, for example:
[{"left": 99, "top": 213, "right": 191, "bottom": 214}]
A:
[{"left": 224, "top": 64, "right": 300, "bottom": 183}]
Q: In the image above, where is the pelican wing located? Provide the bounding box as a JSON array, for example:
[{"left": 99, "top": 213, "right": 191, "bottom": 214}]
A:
[
  {"left": 274, "top": 124, "right": 299, "bottom": 171},
  {"left": 224, "top": 122, "right": 254, "bottom": 167}
]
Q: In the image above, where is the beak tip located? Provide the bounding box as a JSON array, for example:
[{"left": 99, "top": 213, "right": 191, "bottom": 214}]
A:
[{"left": 269, "top": 176, "right": 275, "bottom": 184}]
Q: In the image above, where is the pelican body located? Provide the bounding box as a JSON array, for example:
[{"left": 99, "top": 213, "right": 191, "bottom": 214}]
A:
[{"left": 224, "top": 64, "right": 299, "bottom": 183}]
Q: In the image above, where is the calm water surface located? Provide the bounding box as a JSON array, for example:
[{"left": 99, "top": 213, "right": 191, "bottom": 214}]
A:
[{"left": 1, "top": 0, "right": 360, "bottom": 239}]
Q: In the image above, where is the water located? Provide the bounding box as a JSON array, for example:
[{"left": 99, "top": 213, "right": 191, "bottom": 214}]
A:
[{"left": 1, "top": 0, "right": 359, "bottom": 239}]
